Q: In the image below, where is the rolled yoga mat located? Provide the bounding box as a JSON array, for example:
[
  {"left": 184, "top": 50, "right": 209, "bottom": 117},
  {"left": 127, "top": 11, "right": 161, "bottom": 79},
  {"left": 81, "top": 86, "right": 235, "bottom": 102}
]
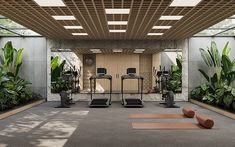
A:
[
  {"left": 132, "top": 122, "right": 204, "bottom": 130},
  {"left": 196, "top": 114, "right": 214, "bottom": 129},
  {"left": 129, "top": 107, "right": 195, "bottom": 119},
  {"left": 182, "top": 107, "right": 195, "bottom": 118}
]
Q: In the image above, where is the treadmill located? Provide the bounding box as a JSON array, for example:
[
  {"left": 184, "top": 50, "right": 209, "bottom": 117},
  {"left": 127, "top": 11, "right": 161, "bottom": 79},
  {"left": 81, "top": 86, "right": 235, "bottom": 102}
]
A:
[
  {"left": 121, "top": 68, "right": 144, "bottom": 107},
  {"left": 89, "top": 68, "right": 112, "bottom": 107}
]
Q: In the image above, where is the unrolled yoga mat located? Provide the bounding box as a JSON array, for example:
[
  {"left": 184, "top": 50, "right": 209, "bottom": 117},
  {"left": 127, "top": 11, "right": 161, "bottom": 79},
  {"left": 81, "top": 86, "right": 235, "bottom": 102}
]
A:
[
  {"left": 132, "top": 123, "right": 205, "bottom": 130},
  {"left": 129, "top": 114, "right": 188, "bottom": 119}
]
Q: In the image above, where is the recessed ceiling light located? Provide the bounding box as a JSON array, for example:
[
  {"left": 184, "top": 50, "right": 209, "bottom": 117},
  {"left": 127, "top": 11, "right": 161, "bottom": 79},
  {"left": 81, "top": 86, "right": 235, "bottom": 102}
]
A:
[
  {"left": 134, "top": 49, "right": 145, "bottom": 54},
  {"left": 105, "top": 9, "right": 130, "bottom": 14},
  {"left": 90, "top": 49, "right": 101, "bottom": 53},
  {"left": 64, "top": 26, "right": 83, "bottom": 29},
  {"left": 33, "top": 0, "right": 66, "bottom": 7},
  {"left": 170, "top": 0, "right": 201, "bottom": 7},
  {"left": 135, "top": 49, "right": 145, "bottom": 52},
  {"left": 52, "top": 15, "right": 76, "bottom": 20},
  {"left": 147, "top": 33, "right": 163, "bottom": 36},
  {"left": 90, "top": 49, "right": 100, "bottom": 52},
  {"left": 152, "top": 26, "right": 172, "bottom": 29},
  {"left": 109, "top": 30, "right": 126, "bottom": 33},
  {"left": 72, "top": 33, "right": 88, "bottom": 36},
  {"left": 159, "top": 16, "right": 183, "bottom": 20},
  {"left": 108, "top": 21, "right": 128, "bottom": 25},
  {"left": 113, "top": 49, "right": 123, "bottom": 53}
]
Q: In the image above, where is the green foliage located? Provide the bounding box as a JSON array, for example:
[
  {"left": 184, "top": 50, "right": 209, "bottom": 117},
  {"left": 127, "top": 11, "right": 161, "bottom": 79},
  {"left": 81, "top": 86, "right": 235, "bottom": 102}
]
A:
[
  {"left": 198, "top": 41, "right": 223, "bottom": 90},
  {"left": 198, "top": 69, "right": 210, "bottom": 82},
  {"left": 51, "top": 56, "right": 66, "bottom": 82},
  {"left": 51, "top": 78, "right": 69, "bottom": 93},
  {"left": 167, "top": 54, "right": 182, "bottom": 93},
  {"left": 51, "top": 56, "right": 66, "bottom": 93},
  {"left": 191, "top": 41, "right": 235, "bottom": 111},
  {"left": 0, "top": 41, "right": 35, "bottom": 111},
  {"left": 0, "top": 41, "right": 24, "bottom": 77}
]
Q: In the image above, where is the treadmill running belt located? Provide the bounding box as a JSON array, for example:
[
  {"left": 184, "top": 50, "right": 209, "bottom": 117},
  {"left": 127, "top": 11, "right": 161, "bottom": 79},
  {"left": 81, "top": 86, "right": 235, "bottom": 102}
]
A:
[
  {"left": 90, "top": 98, "right": 108, "bottom": 105},
  {"left": 125, "top": 99, "right": 143, "bottom": 105}
]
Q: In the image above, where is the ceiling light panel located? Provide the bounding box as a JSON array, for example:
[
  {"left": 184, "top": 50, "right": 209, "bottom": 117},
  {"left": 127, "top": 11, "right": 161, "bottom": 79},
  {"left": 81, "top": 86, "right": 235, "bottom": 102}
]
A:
[
  {"left": 170, "top": 0, "right": 202, "bottom": 7},
  {"left": 134, "top": 49, "right": 145, "bottom": 54},
  {"left": 90, "top": 49, "right": 101, "bottom": 52},
  {"left": 90, "top": 49, "right": 101, "bottom": 53},
  {"left": 64, "top": 26, "right": 83, "bottom": 29},
  {"left": 108, "top": 21, "right": 128, "bottom": 25},
  {"left": 135, "top": 49, "right": 145, "bottom": 52},
  {"left": 105, "top": 9, "right": 130, "bottom": 14},
  {"left": 72, "top": 33, "right": 88, "bottom": 36},
  {"left": 109, "top": 30, "right": 126, "bottom": 32},
  {"left": 52, "top": 16, "right": 76, "bottom": 20},
  {"left": 147, "top": 33, "right": 163, "bottom": 36},
  {"left": 153, "top": 26, "right": 172, "bottom": 29},
  {"left": 159, "top": 16, "right": 183, "bottom": 20},
  {"left": 113, "top": 49, "right": 123, "bottom": 53},
  {"left": 33, "top": 0, "right": 66, "bottom": 7}
]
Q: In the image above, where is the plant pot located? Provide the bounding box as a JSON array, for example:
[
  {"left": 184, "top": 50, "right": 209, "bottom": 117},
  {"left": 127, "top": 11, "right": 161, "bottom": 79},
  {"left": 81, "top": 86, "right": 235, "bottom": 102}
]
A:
[{"left": 59, "top": 91, "right": 69, "bottom": 107}]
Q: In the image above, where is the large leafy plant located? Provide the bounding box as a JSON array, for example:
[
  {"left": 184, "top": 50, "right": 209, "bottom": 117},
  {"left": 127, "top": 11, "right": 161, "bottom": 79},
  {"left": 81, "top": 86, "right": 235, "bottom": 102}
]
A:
[
  {"left": 198, "top": 41, "right": 223, "bottom": 90},
  {"left": 167, "top": 54, "right": 182, "bottom": 93},
  {"left": 0, "top": 41, "right": 23, "bottom": 77},
  {"left": 51, "top": 56, "right": 66, "bottom": 82},
  {"left": 0, "top": 68, "right": 16, "bottom": 110},
  {"left": 0, "top": 41, "right": 34, "bottom": 111},
  {"left": 51, "top": 56, "right": 66, "bottom": 93},
  {"left": 191, "top": 41, "right": 235, "bottom": 110}
]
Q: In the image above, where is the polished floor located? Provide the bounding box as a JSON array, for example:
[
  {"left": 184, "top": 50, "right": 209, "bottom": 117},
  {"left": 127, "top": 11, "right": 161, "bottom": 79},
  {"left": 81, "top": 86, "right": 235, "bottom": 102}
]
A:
[{"left": 0, "top": 101, "right": 234, "bottom": 147}]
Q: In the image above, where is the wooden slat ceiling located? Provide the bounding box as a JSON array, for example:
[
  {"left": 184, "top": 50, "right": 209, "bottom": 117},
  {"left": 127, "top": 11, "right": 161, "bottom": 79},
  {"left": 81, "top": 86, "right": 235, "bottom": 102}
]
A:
[{"left": 0, "top": 0, "right": 235, "bottom": 40}]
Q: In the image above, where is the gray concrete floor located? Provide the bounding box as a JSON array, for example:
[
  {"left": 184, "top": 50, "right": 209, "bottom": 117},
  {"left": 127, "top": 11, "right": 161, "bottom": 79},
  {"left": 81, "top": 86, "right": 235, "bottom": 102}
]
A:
[{"left": 0, "top": 101, "right": 235, "bottom": 147}]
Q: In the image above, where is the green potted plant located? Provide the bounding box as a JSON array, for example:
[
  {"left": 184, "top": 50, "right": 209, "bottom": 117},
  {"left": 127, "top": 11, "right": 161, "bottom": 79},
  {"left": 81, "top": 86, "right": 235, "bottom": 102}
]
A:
[
  {"left": 167, "top": 54, "right": 182, "bottom": 93},
  {"left": 51, "top": 56, "right": 66, "bottom": 93},
  {"left": 53, "top": 77, "right": 70, "bottom": 108}
]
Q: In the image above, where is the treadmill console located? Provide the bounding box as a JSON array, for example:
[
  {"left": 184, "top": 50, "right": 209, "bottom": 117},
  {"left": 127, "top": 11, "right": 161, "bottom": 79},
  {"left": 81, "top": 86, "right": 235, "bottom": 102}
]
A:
[
  {"left": 97, "top": 68, "right": 107, "bottom": 76},
  {"left": 127, "top": 68, "right": 136, "bottom": 76}
]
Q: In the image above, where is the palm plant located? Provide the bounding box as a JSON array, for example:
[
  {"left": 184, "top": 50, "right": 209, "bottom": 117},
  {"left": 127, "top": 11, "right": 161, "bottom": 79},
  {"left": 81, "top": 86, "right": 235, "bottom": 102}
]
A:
[
  {"left": 51, "top": 56, "right": 66, "bottom": 93},
  {"left": 0, "top": 41, "right": 33, "bottom": 111},
  {"left": 221, "top": 44, "right": 235, "bottom": 87},
  {"left": 51, "top": 56, "right": 66, "bottom": 82},
  {"left": 191, "top": 41, "right": 235, "bottom": 109},
  {"left": 167, "top": 54, "right": 182, "bottom": 93},
  {"left": 198, "top": 41, "right": 223, "bottom": 90},
  {"left": 0, "top": 41, "right": 23, "bottom": 77}
]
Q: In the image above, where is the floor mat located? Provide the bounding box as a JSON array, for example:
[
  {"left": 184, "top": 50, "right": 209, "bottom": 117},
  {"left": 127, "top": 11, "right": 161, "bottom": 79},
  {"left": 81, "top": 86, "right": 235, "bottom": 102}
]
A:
[
  {"left": 129, "top": 114, "right": 188, "bottom": 119},
  {"left": 132, "top": 122, "right": 205, "bottom": 130}
]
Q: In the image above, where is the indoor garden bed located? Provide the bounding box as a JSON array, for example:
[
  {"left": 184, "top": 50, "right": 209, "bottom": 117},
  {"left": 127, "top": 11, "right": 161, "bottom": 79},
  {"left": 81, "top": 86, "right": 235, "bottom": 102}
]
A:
[
  {"left": 190, "top": 41, "right": 235, "bottom": 112},
  {"left": 0, "top": 41, "right": 42, "bottom": 112}
]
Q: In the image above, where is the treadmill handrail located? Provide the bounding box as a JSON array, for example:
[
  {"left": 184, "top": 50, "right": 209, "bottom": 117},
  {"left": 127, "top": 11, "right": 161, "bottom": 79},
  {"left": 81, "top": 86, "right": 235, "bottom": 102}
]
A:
[
  {"left": 121, "top": 74, "right": 144, "bottom": 104},
  {"left": 121, "top": 74, "right": 144, "bottom": 80},
  {"left": 90, "top": 74, "right": 112, "bottom": 105},
  {"left": 90, "top": 74, "right": 112, "bottom": 80}
]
